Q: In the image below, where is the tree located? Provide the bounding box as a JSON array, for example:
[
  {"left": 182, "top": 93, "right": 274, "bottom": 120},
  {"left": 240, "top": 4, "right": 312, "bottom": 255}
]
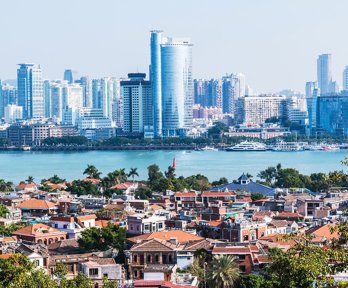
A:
[
  {"left": 236, "top": 274, "right": 266, "bottom": 288},
  {"left": 135, "top": 186, "right": 153, "bottom": 199},
  {"left": 275, "top": 168, "right": 304, "bottom": 188},
  {"left": 78, "top": 226, "right": 103, "bottom": 251},
  {"left": 83, "top": 165, "right": 101, "bottom": 179},
  {"left": 208, "top": 122, "right": 229, "bottom": 139},
  {"left": 41, "top": 174, "right": 66, "bottom": 184},
  {"left": 26, "top": 176, "right": 35, "bottom": 184},
  {"left": 212, "top": 177, "right": 229, "bottom": 187},
  {"left": 128, "top": 168, "right": 139, "bottom": 184},
  {"left": 66, "top": 180, "right": 100, "bottom": 196},
  {"left": 0, "top": 204, "right": 9, "bottom": 217},
  {"left": 0, "top": 179, "right": 13, "bottom": 192},
  {"left": 251, "top": 193, "right": 266, "bottom": 202},
  {"left": 185, "top": 174, "right": 212, "bottom": 191},
  {"left": 165, "top": 165, "right": 176, "bottom": 179},
  {"left": 148, "top": 164, "right": 163, "bottom": 183},
  {"left": 208, "top": 255, "right": 240, "bottom": 288},
  {"left": 67, "top": 272, "right": 93, "bottom": 288},
  {"left": 103, "top": 277, "right": 117, "bottom": 288},
  {"left": 257, "top": 166, "right": 277, "bottom": 186}
]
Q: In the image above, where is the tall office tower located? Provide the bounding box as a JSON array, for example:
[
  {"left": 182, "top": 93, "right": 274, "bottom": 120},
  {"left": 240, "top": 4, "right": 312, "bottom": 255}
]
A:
[
  {"left": 161, "top": 37, "right": 193, "bottom": 137},
  {"left": 79, "top": 76, "right": 93, "bottom": 107},
  {"left": 50, "top": 81, "right": 67, "bottom": 122},
  {"left": 17, "top": 64, "right": 44, "bottom": 119},
  {"left": 99, "top": 78, "right": 113, "bottom": 119},
  {"left": 343, "top": 66, "right": 348, "bottom": 91},
  {"left": 111, "top": 79, "right": 123, "bottom": 127},
  {"left": 235, "top": 73, "right": 246, "bottom": 98},
  {"left": 64, "top": 69, "right": 74, "bottom": 84},
  {"left": 317, "top": 54, "right": 332, "bottom": 95},
  {"left": 150, "top": 31, "right": 163, "bottom": 137},
  {"left": 209, "top": 79, "right": 223, "bottom": 108},
  {"left": 62, "top": 83, "right": 83, "bottom": 109},
  {"left": 305, "top": 81, "right": 318, "bottom": 98},
  {"left": 222, "top": 74, "right": 244, "bottom": 116},
  {"left": 245, "top": 85, "right": 253, "bottom": 96},
  {"left": 92, "top": 79, "right": 101, "bottom": 109},
  {"left": 121, "top": 73, "right": 152, "bottom": 133},
  {"left": 43, "top": 80, "right": 51, "bottom": 118}
]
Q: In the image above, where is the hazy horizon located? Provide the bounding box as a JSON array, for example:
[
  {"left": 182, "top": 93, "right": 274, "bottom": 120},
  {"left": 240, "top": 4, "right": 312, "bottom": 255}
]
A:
[{"left": 1, "top": 0, "right": 347, "bottom": 93}]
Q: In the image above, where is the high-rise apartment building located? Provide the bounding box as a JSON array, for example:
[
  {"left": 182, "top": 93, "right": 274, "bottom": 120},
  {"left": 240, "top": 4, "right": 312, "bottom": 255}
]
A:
[
  {"left": 17, "top": 64, "right": 44, "bottom": 119},
  {"left": 222, "top": 73, "right": 245, "bottom": 116},
  {"left": 305, "top": 81, "right": 318, "bottom": 98},
  {"left": 121, "top": 73, "right": 152, "bottom": 133},
  {"left": 317, "top": 54, "right": 332, "bottom": 95},
  {"left": 343, "top": 66, "right": 348, "bottom": 91},
  {"left": 64, "top": 69, "right": 74, "bottom": 84},
  {"left": 43, "top": 80, "right": 51, "bottom": 118},
  {"left": 150, "top": 31, "right": 193, "bottom": 137},
  {"left": 79, "top": 76, "right": 93, "bottom": 108},
  {"left": 4, "top": 104, "right": 23, "bottom": 123}
]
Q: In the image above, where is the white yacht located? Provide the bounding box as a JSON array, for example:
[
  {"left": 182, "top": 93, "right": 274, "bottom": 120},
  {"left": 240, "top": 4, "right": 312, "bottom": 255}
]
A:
[
  {"left": 225, "top": 141, "right": 267, "bottom": 151},
  {"left": 201, "top": 146, "right": 218, "bottom": 151},
  {"left": 271, "top": 141, "right": 304, "bottom": 152}
]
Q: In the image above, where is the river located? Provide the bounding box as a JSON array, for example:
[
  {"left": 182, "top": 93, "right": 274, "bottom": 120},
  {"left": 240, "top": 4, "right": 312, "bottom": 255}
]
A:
[{"left": 0, "top": 150, "right": 347, "bottom": 184}]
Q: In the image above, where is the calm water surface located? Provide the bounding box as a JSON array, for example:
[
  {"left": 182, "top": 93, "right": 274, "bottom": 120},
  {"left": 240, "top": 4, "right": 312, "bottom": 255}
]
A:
[{"left": 0, "top": 150, "right": 347, "bottom": 183}]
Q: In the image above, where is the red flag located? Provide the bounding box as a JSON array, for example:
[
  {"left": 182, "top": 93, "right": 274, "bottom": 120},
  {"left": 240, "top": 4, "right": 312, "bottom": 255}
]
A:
[{"left": 172, "top": 157, "right": 176, "bottom": 169}]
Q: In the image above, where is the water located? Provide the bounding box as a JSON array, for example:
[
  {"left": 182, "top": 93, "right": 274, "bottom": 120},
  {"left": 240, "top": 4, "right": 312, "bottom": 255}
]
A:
[{"left": 0, "top": 150, "right": 347, "bottom": 184}]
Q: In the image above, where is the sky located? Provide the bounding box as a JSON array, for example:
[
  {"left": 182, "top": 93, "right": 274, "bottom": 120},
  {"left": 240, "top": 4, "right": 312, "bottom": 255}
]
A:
[{"left": 1, "top": 0, "right": 347, "bottom": 93}]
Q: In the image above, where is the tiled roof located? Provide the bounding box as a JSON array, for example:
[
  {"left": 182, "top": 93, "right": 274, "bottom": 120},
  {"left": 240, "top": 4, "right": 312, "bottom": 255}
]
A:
[
  {"left": 268, "top": 220, "right": 289, "bottom": 228},
  {"left": 128, "top": 230, "right": 203, "bottom": 244},
  {"left": 134, "top": 280, "right": 194, "bottom": 288},
  {"left": 211, "top": 181, "right": 274, "bottom": 196},
  {"left": 13, "top": 223, "right": 66, "bottom": 237},
  {"left": 130, "top": 239, "right": 179, "bottom": 252},
  {"left": 76, "top": 214, "right": 97, "bottom": 221},
  {"left": 174, "top": 192, "right": 196, "bottom": 197},
  {"left": 182, "top": 239, "right": 212, "bottom": 251},
  {"left": 111, "top": 182, "right": 135, "bottom": 189},
  {"left": 252, "top": 210, "right": 274, "bottom": 221},
  {"left": 207, "top": 220, "right": 223, "bottom": 227},
  {"left": 202, "top": 191, "right": 235, "bottom": 197},
  {"left": 82, "top": 178, "right": 101, "bottom": 184},
  {"left": 307, "top": 224, "right": 339, "bottom": 241},
  {"left": 213, "top": 246, "right": 252, "bottom": 254},
  {"left": 17, "top": 199, "right": 56, "bottom": 209},
  {"left": 276, "top": 212, "right": 304, "bottom": 218},
  {"left": 16, "top": 183, "right": 37, "bottom": 189},
  {"left": 0, "top": 253, "right": 13, "bottom": 259},
  {"left": 150, "top": 204, "right": 164, "bottom": 210},
  {"left": 95, "top": 220, "right": 110, "bottom": 228}
]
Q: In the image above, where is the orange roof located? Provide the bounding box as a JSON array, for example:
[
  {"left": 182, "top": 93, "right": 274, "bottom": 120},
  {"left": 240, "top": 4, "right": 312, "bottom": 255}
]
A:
[
  {"left": 95, "top": 220, "right": 110, "bottom": 228},
  {"left": 276, "top": 212, "right": 304, "bottom": 218},
  {"left": 174, "top": 192, "right": 196, "bottom": 197},
  {"left": 213, "top": 246, "right": 253, "bottom": 254},
  {"left": 83, "top": 178, "right": 101, "bottom": 184},
  {"left": 15, "top": 183, "right": 37, "bottom": 189},
  {"left": 76, "top": 214, "right": 97, "bottom": 221},
  {"left": 0, "top": 253, "right": 14, "bottom": 259},
  {"left": 307, "top": 224, "right": 339, "bottom": 241},
  {"left": 150, "top": 204, "right": 164, "bottom": 210},
  {"left": 111, "top": 182, "right": 135, "bottom": 190},
  {"left": 202, "top": 191, "right": 235, "bottom": 197},
  {"left": 17, "top": 199, "right": 57, "bottom": 209},
  {"left": 12, "top": 223, "right": 66, "bottom": 237},
  {"left": 207, "top": 220, "right": 223, "bottom": 227},
  {"left": 128, "top": 230, "right": 203, "bottom": 244}
]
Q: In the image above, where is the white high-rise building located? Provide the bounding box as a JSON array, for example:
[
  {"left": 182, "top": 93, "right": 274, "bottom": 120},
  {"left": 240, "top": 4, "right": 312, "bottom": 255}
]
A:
[
  {"left": 305, "top": 81, "right": 318, "bottom": 98},
  {"left": 317, "top": 54, "right": 332, "bottom": 95},
  {"left": 343, "top": 66, "right": 348, "bottom": 91},
  {"left": 4, "top": 104, "right": 23, "bottom": 123}
]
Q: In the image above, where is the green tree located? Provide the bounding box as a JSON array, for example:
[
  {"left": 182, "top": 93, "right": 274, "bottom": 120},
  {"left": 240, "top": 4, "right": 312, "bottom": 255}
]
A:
[
  {"left": 165, "top": 165, "right": 176, "bottom": 179},
  {"left": 78, "top": 226, "right": 103, "bottom": 251},
  {"left": 212, "top": 177, "right": 229, "bottom": 187},
  {"left": 148, "top": 164, "right": 164, "bottom": 183},
  {"left": 26, "top": 176, "right": 35, "bottom": 184},
  {"left": 0, "top": 179, "right": 13, "bottom": 192},
  {"left": 83, "top": 164, "right": 102, "bottom": 179},
  {"left": 103, "top": 277, "right": 117, "bottom": 288},
  {"left": 236, "top": 274, "right": 266, "bottom": 288},
  {"left": 41, "top": 174, "right": 66, "bottom": 184},
  {"left": 257, "top": 166, "right": 277, "bottom": 186},
  {"left": 275, "top": 168, "right": 304, "bottom": 188},
  {"left": 208, "top": 122, "right": 229, "bottom": 139},
  {"left": 251, "top": 192, "right": 266, "bottom": 201},
  {"left": 128, "top": 167, "right": 139, "bottom": 184},
  {"left": 0, "top": 204, "right": 9, "bottom": 217},
  {"left": 208, "top": 255, "right": 240, "bottom": 288},
  {"left": 66, "top": 180, "right": 100, "bottom": 196},
  {"left": 135, "top": 186, "right": 153, "bottom": 199},
  {"left": 185, "top": 174, "right": 212, "bottom": 191},
  {"left": 67, "top": 272, "right": 93, "bottom": 288}
]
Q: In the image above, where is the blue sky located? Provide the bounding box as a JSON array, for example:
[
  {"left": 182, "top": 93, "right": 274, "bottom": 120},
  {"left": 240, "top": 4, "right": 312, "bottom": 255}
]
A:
[{"left": 1, "top": 0, "right": 347, "bottom": 93}]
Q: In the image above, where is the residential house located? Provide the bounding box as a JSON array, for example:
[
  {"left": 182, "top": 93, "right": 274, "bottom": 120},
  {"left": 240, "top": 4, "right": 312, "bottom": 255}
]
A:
[
  {"left": 127, "top": 214, "right": 167, "bottom": 235},
  {"left": 17, "top": 199, "right": 58, "bottom": 217}
]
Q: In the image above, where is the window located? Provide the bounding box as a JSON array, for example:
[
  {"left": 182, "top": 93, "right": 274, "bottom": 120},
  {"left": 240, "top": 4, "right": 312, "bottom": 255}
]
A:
[
  {"left": 34, "top": 260, "right": 40, "bottom": 267},
  {"left": 239, "top": 255, "right": 245, "bottom": 260},
  {"left": 168, "top": 255, "right": 173, "bottom": 263},
  {"left": 158, "top": 223, "right": 163, "bottom": 229},
  {"left": 147, "top": 255, "right": 151, "bottom": 263},
  {"left": 155, "top": 255, "right": 159, "bottom": 263},
  {"left": 243, "top": 235, "right": 249, "bottom": 241},
  {"left": 103, "top": 273, "right": 108, "bottom": 278},
  {"left": 134, "top": 270, "right": 138, "bottom": 278},
  {"left": 133, "top": 255, "right": 138, "bottom": 263},
  {"left": 240, "top": 266, "right": 246, "bottom": 273},
  {"left": 89, "top": 268, "right": 98, "bottom": 276}
]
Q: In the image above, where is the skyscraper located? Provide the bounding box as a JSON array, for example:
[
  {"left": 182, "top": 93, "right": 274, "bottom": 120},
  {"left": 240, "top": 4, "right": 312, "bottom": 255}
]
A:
[
  {"left": 305, "top": 81, "right": 318, "bottom": 98},
  {"left": 343, "top": 66, "right": 348, "bottom": 91},
  {"left": 64, "top": 69, "right": 74, "bottom": 84},
  {"left": 317, "top": 54, "right": 332, "bottom": 95},
  {"left": 43, "top": 80, "right": 51, "bottom": 118},
  {"left": 17, "top": 64, "right": 44, "bottom": 119},
  {"left": 150, "top": 31, "right": 163, "bottom": 137},
  {"left": 160, "top": 37, "right": 193, "bottom": 137},
  {"left": 79, "top": 76, "right": 93, "bottom": 108},
  {"left": 121, "top": 73, "right": 152, "bottom": 133}
]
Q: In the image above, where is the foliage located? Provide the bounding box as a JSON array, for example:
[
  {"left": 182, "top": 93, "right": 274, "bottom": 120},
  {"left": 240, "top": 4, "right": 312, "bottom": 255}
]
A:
[
  {"left": 78, "top": 222, "right": 126, "bottom": 253},
  {"left": 41, "top": 174, "right": 66, "bottom": 185},
  {"left": 0, "top": 178, "right": 13, "bottom": 192},
  {"left": 25, "top": 176, "right": 35, "bottom": 184},
  {"left": 103, "top": 277, "right": 117, "bottom": 288},
  {"left": 184, "top": 174, "right": 212, "bottom": 191},
  {"left": 208, "top": 255, "right": 240, "bottom": 288},
  {"left": 208, "top": 122, "right": 229, "bottom": 139},
  {"left": 67, "top": 272, "right": 93, "bottom": 288},
  {"left": 236, "top": 274, "right": 266, "bottom": 288},
  {"left": 135, "top": 186, "right": 153, "bottom": 199},
  {"left": 101, "top": 169, "right": 128, "bottom": 190},
  {"left": 0, "top": 204, "right": 9, "bottom": 217},
  {"left": 0, "top": 223, "right": 25, "bottom": 236},
  {"left": 211, "top": 177, "right": 229, "bottom": 187},
  {"left": 251, "top": 192, "right": 266, "bottom": 201},
  {"left": 42, "top": 136, "right": 88, "bottom": 146},
  {"left": 66, "top": 180, "right": 100, "bottom": 196},
  {"left": 83, "top": 165, "right": 102, "bottom": 179},
  {"left": 128, "top": 167, "right": 139, "bottom": 182}
]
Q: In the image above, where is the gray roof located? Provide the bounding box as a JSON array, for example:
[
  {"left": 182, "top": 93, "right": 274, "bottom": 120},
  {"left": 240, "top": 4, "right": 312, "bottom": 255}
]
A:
[{"left": 211, "top": 182, "right": 275, "bottom": 196}]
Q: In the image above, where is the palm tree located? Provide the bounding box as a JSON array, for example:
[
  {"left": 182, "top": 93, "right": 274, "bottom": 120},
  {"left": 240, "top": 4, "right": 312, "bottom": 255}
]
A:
[
  {"left": 128, "top": 168, "right": 139, "bottom": 185},
  {"left": 0, "top": 179, "right": 13, "bottom": 192},
  {"left": 83, "top": 165, "right": 101, "bottom": 179},
  {"left": 116, "top": 168, "right": 128, "bottom": 183},
  {"left": 208, "top": 255, "right": 240, "bottom": 288},
  {"left": 26, "top": 176, "right": 34, "bottom": 184}
]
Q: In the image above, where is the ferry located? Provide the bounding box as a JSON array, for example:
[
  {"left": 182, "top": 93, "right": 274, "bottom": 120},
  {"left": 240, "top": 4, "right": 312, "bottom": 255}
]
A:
[
  {"left": 201, "top": 146, "right": 218, "bottom": 151},
  {"left": 271, "top": 141, "right": 304, "bottom": 152},
  {"left": 225, "top": 141, "right": 267, "bottom": 151},
  {"left": 21, "top": 145, "right": 31, "bottom": 151}
]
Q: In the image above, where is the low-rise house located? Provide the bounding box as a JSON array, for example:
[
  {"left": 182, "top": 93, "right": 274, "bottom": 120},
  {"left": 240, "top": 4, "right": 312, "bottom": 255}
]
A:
[
  {"left": 80, "top": 258, "right": 124, "bottom": 286},
  {"left": 17, "top": 199, "right": 58, "bottom": 217},
  {"left": 252, "top": 211, "right": 276, "bottom": 223},
  {"left": 75, "top": 195, "right": 106, "bottom": 210},
  {"left": 16, "top": 243, "right": 49, "bottom": 269},
  {"left": 12, "top": 223, "right": 67, "bottom": 244},
  {"left": 266, "top": 220, "right": 298, "bottom": 235},
  {"left": 306, "top": 223, "right": 339, "bottom": 245},
  {"left": 127, "top": 214, "right": 167, "bottom": 235},
  {"left": 201, "top": 191, "right": 235, "bottom": 206},
  {"left": 15, "top": 183, "right": 38, "bottom": 192},
  {"left": 297, "top": 199, "right": 325, "bottom": 218}
]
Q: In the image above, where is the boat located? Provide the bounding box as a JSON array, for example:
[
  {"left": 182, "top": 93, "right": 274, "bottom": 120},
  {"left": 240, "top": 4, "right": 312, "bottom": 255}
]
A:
[
  {"left": 21, "top": 145, "right": 31, "bottom": 151},
  {"left": 322, "top": 144, "right": 340, "bottom": 151},
  {"left": 201, "top": 146, "right": 218, "bottom": 151},
  {"left": 271, "top": 141, "right": 304, "bottom": 152},
  {"left": 225, "top": 141, "right": 267, "bottom": 151}
]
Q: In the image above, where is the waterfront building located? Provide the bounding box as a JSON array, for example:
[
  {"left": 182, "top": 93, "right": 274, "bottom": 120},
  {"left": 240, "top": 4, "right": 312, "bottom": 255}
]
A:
[
  {"left": 121, "top": 73, "right": 152, "bottom": 134},
  {"left": 305, "top": 81, "right": 318, "bottom": 98},
  {"left": 317, "top": 92, "right": 348, "bottom": 136},
  {"left": 222, "top": 73, "right": 245, "bottom": 116},
  {"left": 0, "top": 83, "right": 18, "bottom": 118},
  {"left": 210, "top": 78, "right": 223, "bottom": 108},
  {"left": 63, "top": 83, "right": 83, "bottom": 109},
  {"left": 63, "top": 69, "right": 75, "bottom": 84},
  {"left": 75, "top": 108, "right": 113, "bottom": 130},
  {"left": 286, "top": 96, "right": 308, "bottom": 125},
  {"left": 92, "top": 79, "right": 101, "bottom": 109},
  {"left": 99, "top": 77, "right": 113, "bottom": 119},
  {"left": 17, "top": 64, "right": 44, "bottom": 119},
  {"left": 343, "top": 66, "right": 348, "bottom": 91},
  {"left": 79, "top": 76, "right": 93, "bottom": 108},
  {"left": 317, "top": 54, "right": 332, "bottom": 95},
  {"left": 150, "top": 31, "right": 193, "bottom": 137},
  {"left": 236, "top": 94, "right": 287, "bottom": 125},
  {"left": 4, "top": 104, "right": 23, "bottom": 123},
  {"left": 161, "top": 37, "right": 193, "bottom": 137},
  {"left": 43, "top": 80, "right": 51, "bottom": 118},
  {"left": 150, "top": 30, "right": 163, "bottom": 137}
]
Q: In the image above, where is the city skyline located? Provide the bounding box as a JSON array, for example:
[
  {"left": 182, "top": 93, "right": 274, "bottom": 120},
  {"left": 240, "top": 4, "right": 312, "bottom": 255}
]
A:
[{"left": 1, "top": 0, "right": 348, "bottom": 93}]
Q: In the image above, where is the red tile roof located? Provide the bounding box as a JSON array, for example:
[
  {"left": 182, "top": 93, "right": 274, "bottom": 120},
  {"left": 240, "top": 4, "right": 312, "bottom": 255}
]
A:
[
  {"left": 213, "top": 246, "right": 252, "bottom": 254},
  {"left": 202, "top": 191, "right": 235, "bottom": 197},
  {"left": 174, "top": 192, "right": 197, "bottom": 197},
  {"left": 12, "top": 223, "right": 66, "bottom": 237},
  {"left": 207, "top": 220, "right": 223, "bottom": 227},
  {"left": 15, "top": 183, "right": 37, "bottom": 190},
  {"left": 83, "top": 178, "right": 101, "bottom": 184},
  {"left": 128, "top": 230, "right": 203, "bottom": 244},
  {"left": 17, "top": 199, "right": 57, "bottom": 209},
  {"left": 307, "top": 224, "right": 339, "bottom": 241}
]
